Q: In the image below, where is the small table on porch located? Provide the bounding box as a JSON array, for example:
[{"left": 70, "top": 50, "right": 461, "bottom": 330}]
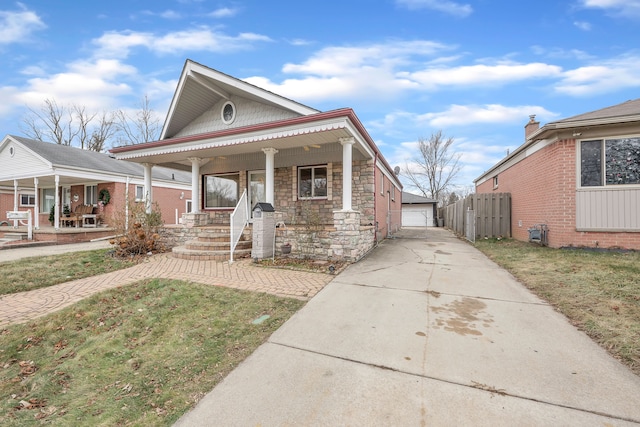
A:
[{"left": 82, "top": 214, "right": 97, "bottom": 228}]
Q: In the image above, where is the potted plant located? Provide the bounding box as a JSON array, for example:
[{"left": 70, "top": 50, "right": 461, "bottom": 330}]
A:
[
  {"left": 63, "top": 204, "right": 71, "bottom": 216},
  {"left": 49, "top": 204, "right": 56, "bottom": 225},
  {"left": 281, "top": 242, "right": 291, "bottom": 254}
]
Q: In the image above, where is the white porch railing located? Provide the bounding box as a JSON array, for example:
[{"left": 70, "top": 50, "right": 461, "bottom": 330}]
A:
[{"left": 229, "top": 189, "right": 249, "bottom": 263}]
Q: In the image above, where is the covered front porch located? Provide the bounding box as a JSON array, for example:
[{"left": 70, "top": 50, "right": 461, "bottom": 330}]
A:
[{"left": 0, "top": 223, "right": 116, "bottom": 247}]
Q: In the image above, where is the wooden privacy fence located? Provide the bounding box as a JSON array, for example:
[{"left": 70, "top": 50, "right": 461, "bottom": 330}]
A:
[{"left": 443, "top": 193, "right": 511, "bottom": 241}]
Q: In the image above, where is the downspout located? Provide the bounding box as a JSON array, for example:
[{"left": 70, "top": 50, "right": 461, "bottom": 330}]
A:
[{"left": 373, "top": 153, "right": 378, "bottom": 242}]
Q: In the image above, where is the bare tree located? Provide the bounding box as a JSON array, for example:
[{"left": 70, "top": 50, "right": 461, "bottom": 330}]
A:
[
  {"left": 114, "top": 95, "right": 161, "bottom": 146},
  {"left": 403, "top": 130, "right": 462, "bottom": 206},
  {"left": 87, "top": 111, "right": 117, "bottom": 152},
  {"left": 22, "top": 98, "right": 77, "bottom": 145},
  {"left": 73, "top": 104, "right": 97, "bottom": 150},
  {"left": 21, "top": 96, "right": 158, "bottom": 151}
]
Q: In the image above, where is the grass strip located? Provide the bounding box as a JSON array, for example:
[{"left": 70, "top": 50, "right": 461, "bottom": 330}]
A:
[
  {"left": 0, "top": 278, "right": 304, "bottom": 426},
  {"left": 0, "top": 249, "right": 135, "bottom": 295}
]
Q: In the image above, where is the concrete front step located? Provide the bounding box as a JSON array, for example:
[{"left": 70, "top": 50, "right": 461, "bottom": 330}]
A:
[
  {"left": 185, "top": 239, "right": 252, "bottom": 251},
  {"left": 2, "top": 232, "right": 27, "bottom": 241},
  {"left": 172, "top": 246, "right": 252, "bottom": 261}
]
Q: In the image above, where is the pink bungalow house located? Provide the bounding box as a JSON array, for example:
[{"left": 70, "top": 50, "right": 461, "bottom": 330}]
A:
[
  {"left": 475, "top": 99, "right": 640, "bottom": 250},
  {"left": 0, "top": 135, "right": 191, "bottom": 244},
  {"left": 111, "top": 60, "right": 402, "bottom": 261}
]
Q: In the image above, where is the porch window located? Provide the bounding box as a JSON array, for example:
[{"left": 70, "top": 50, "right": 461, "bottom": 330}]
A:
[
  {"left": 135, "top": 185, "right": 145, "bottom": 202},
  {"left": 20, "top": 194, "right": 36, "bottom": 206},
  {"left": 204, "top": 173, "right": 240, "bottom": 208},
  {"left": 298, "top": 166, "right": 327, "bottom": 199},
  {"left": 42, "top": 188, "right": 55, "bottom": 213},
  {"left": 86, "top": 185, "right": 98, "bottom": 205},
  {"left": 581, "top": 138, "right": 640, "bottom": 186}
]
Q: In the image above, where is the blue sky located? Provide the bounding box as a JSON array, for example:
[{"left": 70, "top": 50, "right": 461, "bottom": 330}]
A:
[{"left": 1, "top": 0, "right": 639, "bottom": 191}]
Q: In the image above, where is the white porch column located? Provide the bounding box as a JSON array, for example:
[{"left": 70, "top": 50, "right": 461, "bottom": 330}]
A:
[
  {"left": 339, "top": 137, "right": 355, "bottom": 211},
  {"left": 12, "top": 180, "right": 18, "bottom": 228},
  {"left": 54, "top": 174, "right": 60, "bottom": 229},
  {"left": 262, "top": 148, "right": 278, "bottom": 205},
  {"left": 34, "top": 177, "right": 40, "bottom": 229},
  {"left": 188, "top": 157, "right": 201, "bottom": 213},
  {"left": 125, "top": 176, "right": 130, "bottom": 230},
  {"left": 142, "top": 163, "right": 153, "bottom": 214}
]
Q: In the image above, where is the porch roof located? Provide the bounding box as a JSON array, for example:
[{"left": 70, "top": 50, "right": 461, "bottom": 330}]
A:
[
  {"left": 111, "top": 108, "right": 400, "bottom": 187},
  {"left": 0, "top": 135, "right": 191, "bottom": 189}
]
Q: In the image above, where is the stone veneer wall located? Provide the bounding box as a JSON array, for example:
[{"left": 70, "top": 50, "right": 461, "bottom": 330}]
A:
[
  {"left": 166, "top": 159, "right": 379, "bottom": 261},
  {"left": 273, "top": 159, "right": 375, "bottom": 227},
  {"left": 273, "top": 211, "right": 375, "bottom": 262}
]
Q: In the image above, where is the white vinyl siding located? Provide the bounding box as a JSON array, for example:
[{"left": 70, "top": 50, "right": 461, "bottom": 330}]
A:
[{"left": 576, "top": 188, "right": 640, "bottom": 231}]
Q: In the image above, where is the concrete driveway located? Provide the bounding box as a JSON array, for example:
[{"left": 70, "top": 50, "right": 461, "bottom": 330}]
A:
[{"left": 175, "top": 227, "right": 640, "bottom": 426}]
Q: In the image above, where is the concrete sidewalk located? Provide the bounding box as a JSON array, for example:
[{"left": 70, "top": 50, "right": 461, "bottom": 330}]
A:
[{"left": 175, "top": 227, "right": 640, "bottom": 426}]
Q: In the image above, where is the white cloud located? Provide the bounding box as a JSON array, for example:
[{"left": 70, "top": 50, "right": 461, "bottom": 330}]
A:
[
  {"left": 574, "top": 21, "right": 592, "bottom": 30},
  {"left": 16, "top": 59, "right": 137, "bottom": 110},
  {"left": 208, "top": 7, "right": 239, "bottom": 18},
  {"left": 396, "top": 0, "right": 472, "bottom": 17},
  {"left": 555, "top": 54, "right": 640, "bottom": 95},
  {"left": 400, "top": 61, "right": 563, "bottom": 89},
  {"left": 244, "top": 40, "right": 453, "bottom": 101},
  {"left": 415, "top": 104, "right": 558, "bottom": 127},
  {"left": 0, "top": 4, "right": 46, "bottom": 45},
  {"left": 580, "top": 0, "right": 640, "bottom": 17},
  {"left": 530, "top": 45, "right": 594, "bottom": 60},
  {"left": 92, "top": 27, "right": 272, "bottom": 58}
]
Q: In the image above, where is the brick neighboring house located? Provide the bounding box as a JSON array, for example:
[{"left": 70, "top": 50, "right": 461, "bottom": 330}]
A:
[
  {"left": 0, "top": 135, "right": 192, "bottom": 237},
  {"left": 475, "top": 99, "right": 640, "bottom": 250},
  {"left": 111, "top": 60, "right": 403, "bottom": 261}
]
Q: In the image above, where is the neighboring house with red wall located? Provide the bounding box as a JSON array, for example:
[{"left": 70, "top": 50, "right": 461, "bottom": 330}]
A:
[
  {"left": 475, "top": 99, "right": 640, "bottom": 250},
  {"left": 0, "top": 135, "right": 192, "bottom": 235},
  {"left": 111, "top": 60, "right": 402, "bottom": 261}
]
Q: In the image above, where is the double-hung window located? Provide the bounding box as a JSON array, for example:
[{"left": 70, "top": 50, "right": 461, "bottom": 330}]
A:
[
  {"left": 86, "top": 185, "right": 98, "bottom": 205},
  {"left": 298, "top": 165, "right": 327, "bottom": 198},
  {"left": 20, "top": 194, "right": 36, "bottom": 206},
  {"left": 580, "top": 137, "right": 640, "bottom": 187},
  {"left": 135, "top": 185, "right": 145, "bottom": 202}
]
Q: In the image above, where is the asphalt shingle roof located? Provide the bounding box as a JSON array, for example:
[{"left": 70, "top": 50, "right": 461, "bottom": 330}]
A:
[
  {"left": 553, "top": 98, "right": 640, "bottom": 124},
  {"left": 402, "top": 192, "right": 436, "bottom": 204},
  {"left": 11, "top": 135, "right": 190, "bottom": 183}
]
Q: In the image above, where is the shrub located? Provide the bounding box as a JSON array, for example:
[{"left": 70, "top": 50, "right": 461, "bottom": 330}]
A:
[{"left": 109, "top": 198, "right": 165, "bottom": 258}]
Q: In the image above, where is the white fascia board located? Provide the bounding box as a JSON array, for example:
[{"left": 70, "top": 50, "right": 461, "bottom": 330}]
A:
[{"left": 116, "top": 118, "right": 355, "bottom": 161}]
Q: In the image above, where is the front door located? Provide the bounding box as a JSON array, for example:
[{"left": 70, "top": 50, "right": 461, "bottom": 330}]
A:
[{"left": 248, "top": 170, "right": 265, "bottom": 218}]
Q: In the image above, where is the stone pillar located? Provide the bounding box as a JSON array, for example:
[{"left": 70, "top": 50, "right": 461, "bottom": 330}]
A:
[
  {"left": 339, "top": 137, "right": 355, "bottom": 211},
  {"left": 331, "top": 210, "right": 362, "bottom": 260},
  {"left": 262, "top": 148, "right": 278, "bottom": 205}
]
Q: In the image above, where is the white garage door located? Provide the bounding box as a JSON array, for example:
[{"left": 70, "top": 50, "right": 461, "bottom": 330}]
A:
[{"left": 402, "top": 206, "right": 434, "bottom": 227}]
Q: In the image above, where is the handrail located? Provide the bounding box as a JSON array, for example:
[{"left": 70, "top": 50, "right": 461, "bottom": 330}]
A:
[{"left": 229, "top": 188, "right": 249, "bottom": 263}]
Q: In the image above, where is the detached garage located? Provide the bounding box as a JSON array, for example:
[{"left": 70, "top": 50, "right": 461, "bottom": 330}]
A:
[{"left": 402, "top": 192, "right": 437, "bottom": 227}]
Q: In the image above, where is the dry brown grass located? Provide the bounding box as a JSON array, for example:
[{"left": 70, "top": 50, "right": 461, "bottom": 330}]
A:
[{"left": 474, "top": 238, "right": 640, "bottom": 376}]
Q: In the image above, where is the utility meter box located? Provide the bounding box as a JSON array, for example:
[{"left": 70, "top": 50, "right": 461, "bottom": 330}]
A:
[{"left": 251, "top": 203, "right": 275, "bottom": 259}]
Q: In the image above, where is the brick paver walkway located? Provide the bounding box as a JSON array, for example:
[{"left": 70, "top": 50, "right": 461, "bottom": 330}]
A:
[{"left": 0, "top": 254, "right": 335, "bottom": 327}]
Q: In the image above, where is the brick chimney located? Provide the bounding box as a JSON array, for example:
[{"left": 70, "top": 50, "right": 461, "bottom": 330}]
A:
[{"left": 525, "top": 114, "right": 539, "bottom": 139}]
